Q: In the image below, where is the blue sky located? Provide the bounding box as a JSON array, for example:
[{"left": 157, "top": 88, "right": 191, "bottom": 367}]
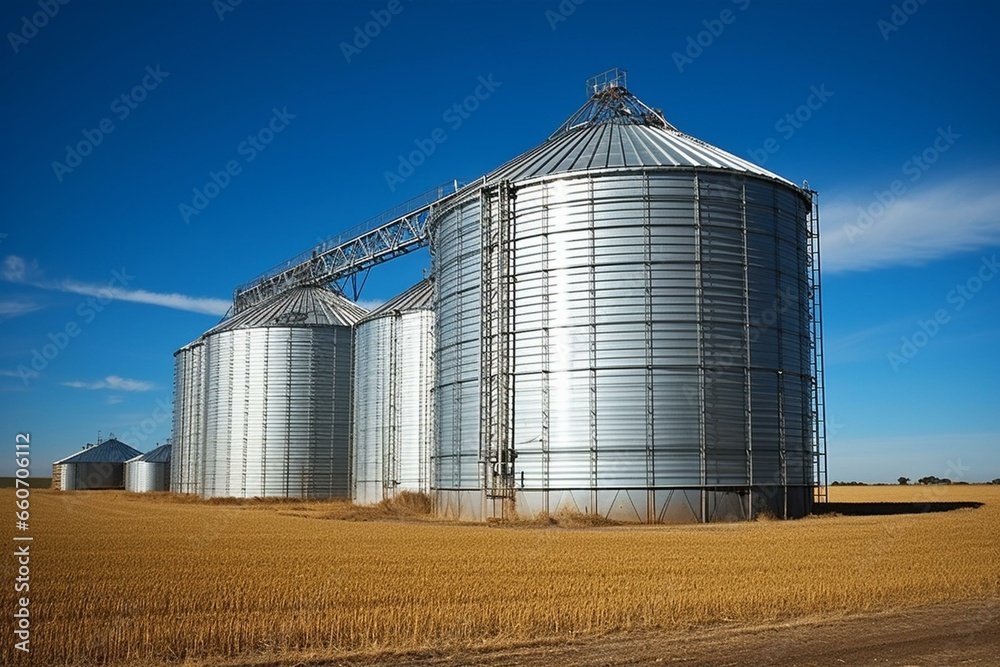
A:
[{"left": 1, "top": 0, "right": 997, "bottom": 483}]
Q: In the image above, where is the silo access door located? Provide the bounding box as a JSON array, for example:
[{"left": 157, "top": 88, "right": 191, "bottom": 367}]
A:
[{"left": 480, "top": 180, "right": 517, "bottom": 519}]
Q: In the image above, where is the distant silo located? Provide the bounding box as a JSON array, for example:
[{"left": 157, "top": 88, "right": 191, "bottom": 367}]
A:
[
  {"left": 200, "top": 285, "right": 366, "bottom": 498},
  {"left": 352, "top": 278, "right": 435, "bottom": 504},
  {"left": 170, "top": 339, "right": 204, "bottom": 494},
  {"left": 431, "top": 70, "right": 820, "bottom": 522},
  {"left": 52, "top": 438, "right": 142, "bottom": 491},
  {"left": 125, "top": 444, "right": 172, "bottom": 492}
]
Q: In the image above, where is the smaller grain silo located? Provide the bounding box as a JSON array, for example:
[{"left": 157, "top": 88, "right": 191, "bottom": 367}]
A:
[
  {"left": 201, "top": 285, "right": 366, "bottom": 499},
  {"left": 124, "top": 444, "right": 172, "bottom": 492},
  {"left": 52, "top": 438, "right": 142, "bottom": 491},
  {"left": 352, "top": 279, "right": 435, "bottom": 504}
]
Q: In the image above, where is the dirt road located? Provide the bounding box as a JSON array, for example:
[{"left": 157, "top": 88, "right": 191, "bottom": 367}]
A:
[{"left": 309, "top": 598, "right": 999, "bottom": 667}]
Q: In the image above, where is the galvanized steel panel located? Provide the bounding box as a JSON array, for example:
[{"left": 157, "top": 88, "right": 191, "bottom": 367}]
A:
[
  {"left": 353, "top": 281, "right": 434, "bottom": 505},
  {"left": 432, "top": 168, "right": 814, "bottom": 521},
  {"left": 170, "top": 341, "right": 204, "bottom": 494},
  {"left": 125, "top": 461, "right": 171, "bottom": 492},
  {"left": 202, "top": 324, "right": 353, "bottom": 499},
  {"left": 432, "top": 199, "right": 481, "bottom": 491}
]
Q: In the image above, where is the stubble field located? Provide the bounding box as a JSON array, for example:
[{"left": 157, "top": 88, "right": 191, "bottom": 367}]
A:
[{"left": 3, "top": 485, "right": 998, "bottom": 666}]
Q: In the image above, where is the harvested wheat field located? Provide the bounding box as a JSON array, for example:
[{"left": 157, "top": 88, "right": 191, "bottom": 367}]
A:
[{"left": 3, "top": 485, "right": 998, "bottom": 666}]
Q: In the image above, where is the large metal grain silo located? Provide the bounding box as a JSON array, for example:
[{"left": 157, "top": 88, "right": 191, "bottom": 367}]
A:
[
  {"left": 431, "top": 71, "right": 820, "bottom": 522},
  {"left": 200, "top": 285, "right": 365, "bottom": 498},
  {"left": 170, "top": 339, "right": 204, "bottom": 494},
  {"left": 352, "top": 278, "right": 435, "bottom": 505},
  {"left": 125, "top": 444, "right": 172, "bottom": 492}
]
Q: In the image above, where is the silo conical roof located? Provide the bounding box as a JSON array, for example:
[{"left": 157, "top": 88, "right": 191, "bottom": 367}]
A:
[
  {"left": 487, "top": 82, "right": 792, "bottom": 186},
  {"left": 126, "top": 443, "right": 172, "bottom": 464},
  {"left": 358, "top": 278, "right": 434, "bottom": 324},
  {"left": 54, "top": 438, "right": 142, "bottom": 465},
  {"left": 205, "top": 285, "right": 366, "bottom": 335}
]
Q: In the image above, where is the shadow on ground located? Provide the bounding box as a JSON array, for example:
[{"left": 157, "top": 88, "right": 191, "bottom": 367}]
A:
[{"left": 814, "top": 501, "right": 983, "bottom": 516}]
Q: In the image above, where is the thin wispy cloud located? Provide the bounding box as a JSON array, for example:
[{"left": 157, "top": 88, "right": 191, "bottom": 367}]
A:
[
  {"left": 61, "top": 376, "right": 155, "bottom": 392},
  {"left": 59, "top": 280, "right": 230, "bottom": 316},
  {"left": 2, "top": 255, "right": 230, "bottom": 316},
  {"left": 821, "top": 177, "right": 1000, "bottom": 273},
  {"left": 0, "top": 299, "right": 43, "bottom": 318}
]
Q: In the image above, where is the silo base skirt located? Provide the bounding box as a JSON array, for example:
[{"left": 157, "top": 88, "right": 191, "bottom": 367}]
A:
[{"left": 433, "top": 486, "right": 814, "bottom": 523}]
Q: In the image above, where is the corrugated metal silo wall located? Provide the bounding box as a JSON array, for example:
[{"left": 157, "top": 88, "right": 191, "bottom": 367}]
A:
[
  {"left": 63, "top": 462, "right": 124, "bottom": 490},
  {"left": 352, "top": 310, "right": 434, "bottom": 504},
  {"left": 432, "top": 170, "right": 814, "bottom": 522},
  {"left": 202, "top": 326, "right": 353, "bottom": 498},
  {"left": 125, "top": 461, "right": 171, "bottom": 492},
  {"left": 431, "top": 196, "right": 484, "bottom": 518},
  {"left": 169, "top": 342, "right": 204, "bottom": 493},
  {"left": 169, "top": 351, "right": 183, "bottom": 491}
]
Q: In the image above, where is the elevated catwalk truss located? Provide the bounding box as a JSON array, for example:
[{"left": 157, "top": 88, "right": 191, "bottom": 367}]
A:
[{"left": 232, "top": 180, "right": 466, "bottom": 313}]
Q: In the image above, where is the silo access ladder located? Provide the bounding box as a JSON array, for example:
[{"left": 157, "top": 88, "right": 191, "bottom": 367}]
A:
[
  {"left": 809, "top": 193, "right": 829, "bottom": 504},
  {"left": 480, "top": 180, "right": 518, "bottom": 517}
]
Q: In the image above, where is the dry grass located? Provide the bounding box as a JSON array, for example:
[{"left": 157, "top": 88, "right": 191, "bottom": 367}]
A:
[
  {"left": 827, "top": 483, "right": 987, "bottom": 503},
  {"left": 3, "top": 485, "right": 999, "bottom": 666}
]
